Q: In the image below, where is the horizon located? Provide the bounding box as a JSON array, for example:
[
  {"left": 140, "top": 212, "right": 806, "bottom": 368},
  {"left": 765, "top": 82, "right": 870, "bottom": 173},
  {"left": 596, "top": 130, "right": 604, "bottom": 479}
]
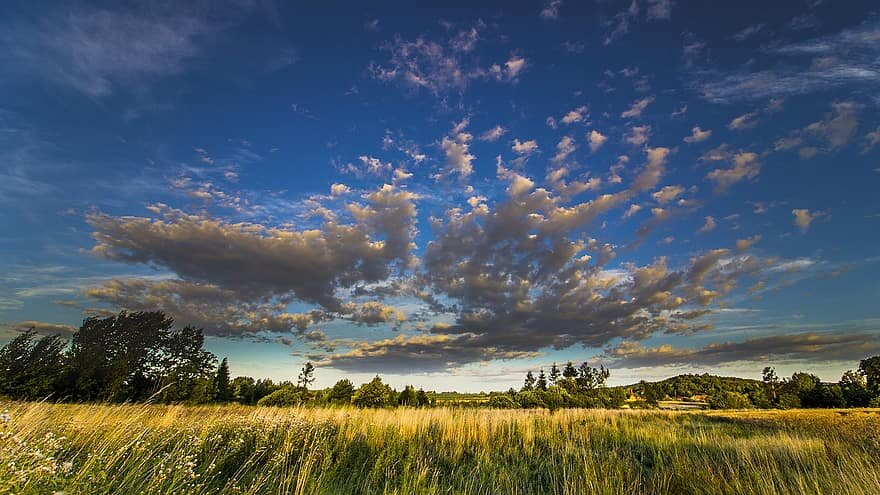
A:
[{"left": 1, "top": 0, "right": 879, "bottom": 393}]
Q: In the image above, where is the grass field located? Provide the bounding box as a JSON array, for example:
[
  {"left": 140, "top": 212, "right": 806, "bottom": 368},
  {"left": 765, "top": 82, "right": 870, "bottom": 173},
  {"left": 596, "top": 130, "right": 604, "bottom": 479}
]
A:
[{"left": 1, "top": 402, "right": 879, "bottom": 495}]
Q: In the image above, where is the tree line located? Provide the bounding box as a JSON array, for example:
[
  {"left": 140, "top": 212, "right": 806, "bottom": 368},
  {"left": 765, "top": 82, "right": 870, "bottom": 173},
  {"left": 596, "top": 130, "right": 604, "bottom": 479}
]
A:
[
  {"left": 0, "top": 311, "right": 431, "bottom": 408},
  {"left": 1, "top": 310, "right": 879, "bottom": 410}
]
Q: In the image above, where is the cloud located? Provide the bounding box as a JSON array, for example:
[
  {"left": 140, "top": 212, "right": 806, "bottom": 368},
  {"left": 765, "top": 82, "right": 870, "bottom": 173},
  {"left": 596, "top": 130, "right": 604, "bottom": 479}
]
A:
[
  {"left": 735, "top": 235, "right": 761, "bottom": 252},
  {"left": 621, "top": 97, "right": 654, "bottom": 119},
  {"left": 645, "top": 0, "right": 674, "bottom": 20},
  {"left": 804, "top": 101, "right": 859, "bottom": 149},
  {"left": 697, "top": 216, "right": 716, "bottom": 233},
  {"left": 625, "top": 125, "right": 651, "bottom": 146},
  {"left": 706, "top": 152, "right": 761, "bottom": 192},
  {"left": 606, "top": 331, "right": 880, "bottom": 368},
  {"left": 341, "top": 156, "right": 392, "bottom": 177},
  {"left": 696, "top": 19, "right": 880, "bottom": 103},
  {"left": 369, "top": 24, "right": 525, "bottom": 95},
  {"left": 792, "top": 208, "right": 827, "bottom": 232},
  {"left": 314, "top": 333, "right": 537, "bottom": 373},
  {"left": 588, "top": 130, "right": 608, "bottom": 152},
  {"left": 479, "top": 125, "right": 507, "bottom": 142},
  {"left": 561, "top": 106, "right": 588, "bottom": 125},
  {"left": 87, "top": 185, "right": 419, "bottom": 314},
  {"left": 512, "top": 139, "right": 539, "bottom": 155},
  {"left": 683, "top": 126, "right": 712, "bottom": 143},
  {"left": 652, "top": 185, "right": 685, "bottom": 205},
  {"left": 330, "top": 183, "right": 352, "bottom": 196},
  {"left": 1, "top": 320, "right": 77, "bottom": 336},
  {"left": 349, "top": 301, "right": 405, "bottom": 325},
  {"left": 552, "top": 136, "right": 576, "bottom": 163},
  {"left": 1, "top": 6, "right": 209, "bottom": 97},
  {"left": 727, "top": 112, "right": 758, "bottom": 130},
  {"left": 439, "top": 121, "right": 476, "bottom": 180},
  {"left": 540, "top": 0, "right": 563, "bottom": 20}
]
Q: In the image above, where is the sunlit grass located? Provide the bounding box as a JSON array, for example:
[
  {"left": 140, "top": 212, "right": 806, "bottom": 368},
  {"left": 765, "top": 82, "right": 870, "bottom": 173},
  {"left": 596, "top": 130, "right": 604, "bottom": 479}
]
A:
[{"left": 1, "top": 402, "right": 878, "bottom": 494}]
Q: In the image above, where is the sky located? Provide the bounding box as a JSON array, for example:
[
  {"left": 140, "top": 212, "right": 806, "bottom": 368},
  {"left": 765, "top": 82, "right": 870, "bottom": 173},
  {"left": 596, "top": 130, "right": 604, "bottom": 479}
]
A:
[{"left": 1, "top": 0, "right": 879, "bottom": 392}]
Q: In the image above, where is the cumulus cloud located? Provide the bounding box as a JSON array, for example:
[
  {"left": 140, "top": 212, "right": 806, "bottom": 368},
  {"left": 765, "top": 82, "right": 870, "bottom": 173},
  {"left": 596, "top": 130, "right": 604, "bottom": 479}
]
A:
[
  {"left": 479, "top": 125, "right": 506, "bottom": 142},
  {"left": 369, "top": 24, "right": 525, "bottom": 95},
  {"left": 588, "top": 130, "right": 608, "bottom": 152},
  {"left": 621, "top": 97, "right": 654, "bottom": 119},
  {"left": 606, "top": 332, "right": 880, "bottom": 368},
  {"left": 652, "top": 185, "right": 685, "bottom": 205},
  {"left": 697, "top": 216, "right": 716, "bottom": 233},
  {"left": 792, "top": 208, "right": 827, "bottom": 232},
  {"left": 439, "top": 121, "right": 476, "bottom": 180},
  {"left": 625, "top": 125, "right": 651, "bottom": 146},
  {"left": 314, "top": 333, "right": 537, "bottom": 373},
  {"left": 727, "top": 112, "right": 758, "bottom": 130},
  {"left": 330, "top": 183, "right": 351, "bottom": 196},
  {"left": 87, "top": 184, "right": 419, "bottom": 315},
  {"left": 561, "top": 106, "right": 588, "bottom": 125},
  {"left": 511, "top": 138, "right": 539, "bottom": 155},
  {"left": 706, "top": 152, "right": 760, "bottom": 192},
  {"left": 552, "top": 136, "right": 576, "bottom": 163},
  {"left": 683, "top": 126, "right": 712, "bottom": 143}
]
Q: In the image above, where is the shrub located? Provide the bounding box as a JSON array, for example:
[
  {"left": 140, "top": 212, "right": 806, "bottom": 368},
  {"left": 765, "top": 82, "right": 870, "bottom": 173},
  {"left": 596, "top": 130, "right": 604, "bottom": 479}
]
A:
[
  {"left": 352, "top": 376, "right": 395, "bottom": 408},
  {"left": 257, "top": 386, "right": 307, "bottom": 407},
  {"left": 487, "top": 394, "right": 518, "bottom": 409},
  {"left": 708, "top": 391, "right": 753, "bottom": 409}
]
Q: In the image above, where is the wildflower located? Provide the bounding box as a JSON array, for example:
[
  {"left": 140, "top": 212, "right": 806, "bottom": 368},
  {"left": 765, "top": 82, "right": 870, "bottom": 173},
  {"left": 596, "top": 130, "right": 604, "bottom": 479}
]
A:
[{"left": 0, "top": 410, "right": 10, "bottom": 423}]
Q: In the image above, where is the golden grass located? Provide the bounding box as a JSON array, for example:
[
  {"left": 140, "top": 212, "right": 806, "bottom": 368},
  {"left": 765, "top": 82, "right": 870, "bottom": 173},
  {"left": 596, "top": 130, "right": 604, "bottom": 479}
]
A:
[{"left": 1, "top": 402, "right": 878, "bottom": 494}]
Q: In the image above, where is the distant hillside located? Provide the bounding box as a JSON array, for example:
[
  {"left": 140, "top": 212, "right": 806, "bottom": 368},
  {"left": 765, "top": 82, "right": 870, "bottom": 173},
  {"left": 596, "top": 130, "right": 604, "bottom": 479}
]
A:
[{"left": 617, "top": 373, "right": 763, "bottom": 400}]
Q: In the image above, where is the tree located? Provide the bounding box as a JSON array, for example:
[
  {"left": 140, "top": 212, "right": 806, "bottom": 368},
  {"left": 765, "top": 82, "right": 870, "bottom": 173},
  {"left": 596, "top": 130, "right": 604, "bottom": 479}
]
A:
[
  {"left": 562, "top": 361, "right": 577, "bottom": 379},
  {"left": 537, "top": 369, "right": 548, "bottom": 391},
  {"left": 415, "top": 388, "right": 430, "bottom": 407},
  {"left": 576, "top": 362, "right": 610, "bottom": 391},
  {"left": 762, "top": 366, "right": 780, "bottom": 403},
  {"left": 784, "top": 372, "right": 821, "bottom": 403},
  {"left": 398, "top": 385, "right": 418, "bottom": 406},
  {"left": 0, "top": 330, "right": 66, "bottom": 400},
  {"left": 352, "top": 376, "right": 394, "bottom": 408},
  {"left": 297, "top": 362, "right": 315, "bottom": 389},
  {"left": 839, "top": 370, "right": 870, "bottom": 407},
  {"left": 859, "top": 356, "right": 880, "bottom": 399},
  {"left": 214, "top": 358, "right": 233, "bottom": 403},
  {"left": 329, "top": 379, "right": 355, "bottom": 404},
  {"left": 549, "top": 363, "right": 561, "bottom": 385},
  {"left": 66, "top": 311, "right": 176, "bottom": 402},
  {"left": 257, "top": 386, "right": 307, "bottom": 407},
  {"left": 708, "top": 391, "right": 753, "bottom": 409},
  {"left": 159, "top": 325, "right": 216, "bottom": 403},
  {"left": 523, "top": 371, "right": 536, "bottom": 391}
]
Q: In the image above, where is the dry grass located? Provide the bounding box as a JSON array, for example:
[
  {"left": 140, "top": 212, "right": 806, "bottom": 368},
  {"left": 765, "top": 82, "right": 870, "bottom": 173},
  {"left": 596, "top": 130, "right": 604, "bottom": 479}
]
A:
[{"left": 1, "top": 402, "right": 878, "bottom": 494}]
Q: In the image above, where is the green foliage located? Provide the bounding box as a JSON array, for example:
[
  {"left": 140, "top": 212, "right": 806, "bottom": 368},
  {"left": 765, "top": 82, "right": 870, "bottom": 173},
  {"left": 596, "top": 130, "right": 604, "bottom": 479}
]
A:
[
  {"left": 297, "top": 362, "right": 315, "bottom": 388},
  {"left": 487, "top": 393, "right": 518, "bottom": 408},
  {"left": 214, "top": 358, "right": 233, "bottom": 403},
  {"left": 708, "top": 391, "right": 753, "bottom": 409},
  {"left": 859, "top": 355, "right": 880, "bottom": 398},
  {"left": 352, "top": 376, "right": 395, "bottom": 408},
  {"left": 329, "top": 379, "right": 355, "bottom": 404},
  {"left": 257, "top": 386, "right": 308, "bottom": 407},
  {"left": 0, "top": 330, "right": 66, "bottom": 400}
]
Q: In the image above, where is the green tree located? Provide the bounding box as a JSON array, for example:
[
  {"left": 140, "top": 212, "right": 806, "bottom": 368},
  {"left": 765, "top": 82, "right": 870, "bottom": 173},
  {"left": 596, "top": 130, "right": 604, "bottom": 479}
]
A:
[
  {"left": 0, "top": 330, "right": 66, "bottom": 400},
  {"left": 549, "top": 363, "right": 561, "bottom": 385},
  {"left": 214, "top": 358, "right": 233, "bottom": 403},
  {"left": 329, "top": 379, "right": 355, "bottom": 404},
  {"left": 762, "top": 366, "right": 780, "bottom": 403},
  {"left": 158, "top": 325, "right": 216, "bottom": 403},
  {"left": 398, "top": 385, "right": 418, "bottom": 406},
  {"left": 523, "top": 370, "right": 536, "bottom": 391},
  {"left": 708, "top": 391, "right": 753, "bottom": 409},
  {"left": 576, "top": 362, "right": 610, "bottom": 391},
  {"left": 839, "top": 370, "right": 870, "bottom": 407},
  {"left": 257, "top": 386, "right": 307, "bottom": 407},
  {"left": 297, "top": 362, "right": 315, "bottom": 389},
  {"left": 859, "top": 356, "right": 880, "bottom": 399},
  {"left": 562, "top": 361, "right": 578, "bottom": 379},
  {"left": 352, "top": 376, "right": 394, "bottom": 408},
  {"left": 537, "top": 369, "right": 548, "bottom": 391}
]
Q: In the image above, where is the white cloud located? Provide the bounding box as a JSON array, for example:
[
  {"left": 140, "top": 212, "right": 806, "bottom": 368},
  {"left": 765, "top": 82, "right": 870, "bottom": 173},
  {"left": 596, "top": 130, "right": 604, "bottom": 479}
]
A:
[
  {"left": 512, "top": 139, "right": 539, "bottom": 155},
  {"left": 588, "top": 130, "right": 608, "bottom": 152},
  {"left": 621, "top": 97, "right": 654, "bottom": 119},
  {"left": 683, "top": 126, "right": 712, "bottom": 143}
]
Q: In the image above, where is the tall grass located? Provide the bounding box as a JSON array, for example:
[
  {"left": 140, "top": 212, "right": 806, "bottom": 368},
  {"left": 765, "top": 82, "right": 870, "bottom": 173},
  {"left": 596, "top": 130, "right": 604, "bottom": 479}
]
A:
[{"left": 1, "top": 402, "right": 878, "bottom": 494}]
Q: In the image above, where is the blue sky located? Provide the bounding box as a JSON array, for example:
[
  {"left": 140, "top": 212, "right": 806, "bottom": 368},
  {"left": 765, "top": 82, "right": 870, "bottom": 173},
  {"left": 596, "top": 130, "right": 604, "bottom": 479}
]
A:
[{"left": 1, "top": 0, "right": 879, "bottom": 391}]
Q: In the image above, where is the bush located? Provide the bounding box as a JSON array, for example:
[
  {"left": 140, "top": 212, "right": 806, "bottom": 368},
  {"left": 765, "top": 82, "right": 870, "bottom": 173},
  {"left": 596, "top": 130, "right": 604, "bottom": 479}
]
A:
[
  {"left": 487, "top": 393, "right": 518, "bottom": 409},
  {"left": 257, "top": 386, "right": 308, "bottom": 407},
  {"left": 708, "top": 391, "right": 753, "bottom": 409},
  {"left": 515, "top": 390, "right": 545, "bottom": 408},
  {"left": 352, "top": 376, "right": 395, "bottom": 408}
]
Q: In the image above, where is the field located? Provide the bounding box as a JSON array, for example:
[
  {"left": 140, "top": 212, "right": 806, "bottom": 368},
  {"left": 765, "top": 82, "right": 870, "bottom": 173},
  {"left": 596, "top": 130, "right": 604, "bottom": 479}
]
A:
[{"left": 1, "top": 402, "right": 879, "bottom": 495}]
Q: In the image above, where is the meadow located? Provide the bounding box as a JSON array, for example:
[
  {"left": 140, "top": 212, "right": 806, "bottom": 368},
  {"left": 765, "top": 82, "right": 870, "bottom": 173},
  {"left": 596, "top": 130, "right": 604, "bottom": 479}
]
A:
[{"left": 1, "top": 402, "right": 879, "bottom": 495}]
